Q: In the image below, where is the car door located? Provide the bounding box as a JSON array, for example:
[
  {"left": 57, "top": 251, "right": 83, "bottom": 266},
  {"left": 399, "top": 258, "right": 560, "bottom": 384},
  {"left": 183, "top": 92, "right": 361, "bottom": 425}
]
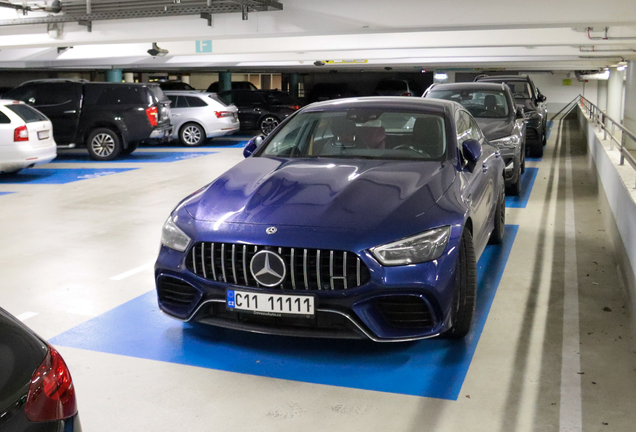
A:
[
  {"left": 167, "top": 95, "right": 187, "bottom": 133},
  {"left": 29, "top": 83, "right": 81, "bottom": 145},
  {"left": 457, "top": 110, "right": 496, "bottom": 252},
  {"left": 235, "top": 92, "right": 266, "bottom": 127}
]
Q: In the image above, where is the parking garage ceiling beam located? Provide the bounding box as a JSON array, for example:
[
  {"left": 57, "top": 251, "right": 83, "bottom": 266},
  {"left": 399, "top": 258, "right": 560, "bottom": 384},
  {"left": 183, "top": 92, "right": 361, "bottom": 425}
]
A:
[{"left": 0, "top": 0, "right": 282, "bottom": 27}]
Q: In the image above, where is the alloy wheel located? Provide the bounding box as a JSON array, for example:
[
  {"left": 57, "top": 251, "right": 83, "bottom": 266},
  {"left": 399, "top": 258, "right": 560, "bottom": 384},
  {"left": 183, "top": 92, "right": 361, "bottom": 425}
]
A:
[
  {"left": 182, "top": 125, "right": 202, "bottom": 146},
  {"left": 91, "top": 133, "right": 116, "bottom": 158}
]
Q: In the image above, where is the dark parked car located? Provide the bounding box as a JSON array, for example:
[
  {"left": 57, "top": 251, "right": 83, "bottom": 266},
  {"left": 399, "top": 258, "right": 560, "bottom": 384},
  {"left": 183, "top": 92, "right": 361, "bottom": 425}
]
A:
[
  {"left": 218, "top": 90, "right": 300, "bottom": 135},
  {"left": 306, "top": 82, "right": 357, "bottom": 103},
  {"left": 0, "top": 307, "right": 81, "bottom": 431},
  {"left": 475, "top": 75, "right": 547, "bottom": 157},
  {"left": 373, "top": 79, "right": 422, "bottom": 97},
  {"left": 155, "top": 97, "right": 506, "bottom": 342},
  {"left": 5, "top": 79, "right": 172, "bottom": 161},
  {"left": 424, "top": 82, "right": 526, "bottom": 195},
  {"left": 159, "top": 81, "right": 196, "bottom": 91},
  {"left": 206, "top": 81, "right": 257, "bottom": 93}
]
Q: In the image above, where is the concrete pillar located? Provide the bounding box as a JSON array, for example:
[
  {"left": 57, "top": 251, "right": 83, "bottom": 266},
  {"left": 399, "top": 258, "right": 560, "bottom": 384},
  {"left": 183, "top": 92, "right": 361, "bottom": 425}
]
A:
[
  {"left": 219, "top": 71, "right": 232, "bottom": 92},
  {"left": 124, "top": 72, "right": 134, "bottom": 83},
  {"left": 105, "top": 69, "right": 123, "bottom": 83},
  {"left": 607, "top": 67, "right": 623, "bottom": 123},
  {"left": 261, "top": 74, "right": 272, "bottom": 90},
  {"left": 288, "top": 73, "right": 299, "bottom": 99},
  {"left": 597, "top": 79, "right": 608, "bottom": 112},
  {"left": 624, "top": 61, "right": 636, "bottom": 150},
  {"left": 180, "top": 75, "right": 190, "bottom": 84}
]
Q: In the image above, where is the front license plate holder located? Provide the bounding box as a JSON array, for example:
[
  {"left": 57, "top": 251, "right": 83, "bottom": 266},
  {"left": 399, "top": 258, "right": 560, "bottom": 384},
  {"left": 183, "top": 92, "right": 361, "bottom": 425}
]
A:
[{"left": 226, "top": 289, "right": 315, "bottom": 317}]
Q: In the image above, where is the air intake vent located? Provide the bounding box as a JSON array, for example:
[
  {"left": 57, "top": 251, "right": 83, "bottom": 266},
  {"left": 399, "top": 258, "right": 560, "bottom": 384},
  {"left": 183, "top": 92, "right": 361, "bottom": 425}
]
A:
[
  {"left": 376, "top": 296, "right": 435, "bottom": 330},
  {"left": 186, "top": 242, "right": 371, "bottom": 291},
  {"left": 157, "top": 276, "right": 199, "bottom": 309}
]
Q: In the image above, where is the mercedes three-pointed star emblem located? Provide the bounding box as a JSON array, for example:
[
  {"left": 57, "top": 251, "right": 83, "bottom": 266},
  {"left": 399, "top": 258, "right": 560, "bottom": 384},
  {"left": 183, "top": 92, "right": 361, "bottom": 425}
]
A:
[
  {"left": 266, "top": 227, "right": 277, "bottom": 235},
  {"left": 250, "top": 250, "right": 286, "bottom": 287}
]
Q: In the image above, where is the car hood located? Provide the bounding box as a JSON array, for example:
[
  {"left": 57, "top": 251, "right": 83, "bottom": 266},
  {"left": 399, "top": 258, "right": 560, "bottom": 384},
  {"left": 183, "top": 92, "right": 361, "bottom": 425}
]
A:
[
  {"left": 476, "top": 118, "right": 514, "bottom": 141},
  {"left": 184, "top": 157, "right": 455, "bottom": 232}
]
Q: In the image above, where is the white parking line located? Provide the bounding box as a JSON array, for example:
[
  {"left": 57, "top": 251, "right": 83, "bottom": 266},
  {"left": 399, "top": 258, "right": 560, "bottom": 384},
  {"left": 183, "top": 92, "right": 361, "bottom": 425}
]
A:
[
  {"left": 110, "top": 261, "right": 155, "bottom": 281},
  {"left": 560, "top": 121, "right": 583, "bottom": 432},
  {"left": 17, "top": 311, "right": 38, "bottom": 321}
]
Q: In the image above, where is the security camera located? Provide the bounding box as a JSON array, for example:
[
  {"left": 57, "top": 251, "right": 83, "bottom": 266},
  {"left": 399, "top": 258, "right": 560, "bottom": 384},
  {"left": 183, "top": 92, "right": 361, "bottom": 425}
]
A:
[
  {"left": 45, "top": 0, "right": 62, "bottom": 13},
  {"left": 313, "top": 60, "right": 325, "bottom": 67},
  {"left": 148, "top": 42, "right": 168, "bottom": 57}
]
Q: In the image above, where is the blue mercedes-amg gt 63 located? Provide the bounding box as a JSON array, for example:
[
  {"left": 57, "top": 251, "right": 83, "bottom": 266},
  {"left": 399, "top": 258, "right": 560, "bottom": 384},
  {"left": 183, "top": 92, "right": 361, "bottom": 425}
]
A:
[{"left": 155, "top": 97, "right": 506, "bottom": 342}]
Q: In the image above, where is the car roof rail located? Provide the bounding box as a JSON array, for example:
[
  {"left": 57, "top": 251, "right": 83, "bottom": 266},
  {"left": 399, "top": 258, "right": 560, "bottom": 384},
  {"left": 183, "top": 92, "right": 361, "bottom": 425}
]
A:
[{"left": 20, "top": 78, "right": 90, "bottom": 85}]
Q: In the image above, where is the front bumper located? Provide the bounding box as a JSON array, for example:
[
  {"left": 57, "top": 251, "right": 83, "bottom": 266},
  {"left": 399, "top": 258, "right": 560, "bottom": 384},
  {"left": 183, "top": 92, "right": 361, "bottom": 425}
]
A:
[{"left": 155, "top": 227, "right": 463, "bottom": 342}]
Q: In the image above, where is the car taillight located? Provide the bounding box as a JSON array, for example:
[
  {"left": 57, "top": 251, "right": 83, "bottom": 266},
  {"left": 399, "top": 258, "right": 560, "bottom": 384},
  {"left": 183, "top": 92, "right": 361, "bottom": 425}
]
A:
[
  {"left": 145, "top": 106, "right": 158, "bottom": 126},
  {"left": 290, "top": 105, "right": 300, "bottom": 110},
  {"left": 14, "top": 125, "right": 29, "bottom": 142},
  {"left": 214, "top": 111, "right": 234, "bottom": 118},
  {"left": 24, "top": 346, "right": 78, "bottom": 422},
  {"left": 401, "top": 92, "right": 412, "bottom": 97}
]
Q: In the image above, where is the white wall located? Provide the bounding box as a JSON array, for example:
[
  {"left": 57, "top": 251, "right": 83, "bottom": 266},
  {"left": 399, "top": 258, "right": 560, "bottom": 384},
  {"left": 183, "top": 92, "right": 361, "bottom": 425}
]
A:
[{"left": 529, "top": 72, "right": 598, "bottom": 116}]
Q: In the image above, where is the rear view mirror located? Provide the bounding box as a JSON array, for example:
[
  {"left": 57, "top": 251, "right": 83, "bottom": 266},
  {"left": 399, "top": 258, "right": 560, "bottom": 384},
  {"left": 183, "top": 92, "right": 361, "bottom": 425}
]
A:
[
  {"left": 243, "top": 135, "right": 265, "bottom": 158},
  {"left": 462, "top": 139, "right": 482, "bottom": 166}
]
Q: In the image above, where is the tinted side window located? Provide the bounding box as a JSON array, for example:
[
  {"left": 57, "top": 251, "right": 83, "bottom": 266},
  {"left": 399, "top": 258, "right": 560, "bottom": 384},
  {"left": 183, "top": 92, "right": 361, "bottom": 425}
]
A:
[
  {"left": 4, "top": 85, "right": 37, "bottom": 104},
  {"left": 172, "top": 96, "right": 188, "bottom": 108},
  {"left": 96, "top": 87, "right": 145, "bottom": 105},
  {"left": 0, "top": 110, "right": 10, "bottom": 123},
  {"left": 184, "top": 96, "right": 207, "bottom": 107},
  {"left": 235, "top": 92, "right": 264, "bottom": 105},
  {"left": 6, "top": 104, "right": 48, "bottom": 123},
  {"left": 167, "top": 95, "right": 178, "bottom": 106},
  {"left": 34, "top": 83, "right": 78, "bottom": 106}
]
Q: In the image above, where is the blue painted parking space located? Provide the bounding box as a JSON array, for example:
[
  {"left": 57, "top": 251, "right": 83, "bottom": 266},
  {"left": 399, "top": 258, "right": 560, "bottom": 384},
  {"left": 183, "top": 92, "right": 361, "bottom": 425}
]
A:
[
  {"left": 0, "top": 168, "right": 136, "bottom": 184},
  {"left": 0, "top": 191, "right": 15, "bottom": 196},
  {"left": 505, "top": 167, "right": 538, "bottom": 208},
  {"left": 51, "top": 151, "right": 217, "bottom": 164},
  {"left": 51, "top": 225, "right": 517, "bottom": 400}
]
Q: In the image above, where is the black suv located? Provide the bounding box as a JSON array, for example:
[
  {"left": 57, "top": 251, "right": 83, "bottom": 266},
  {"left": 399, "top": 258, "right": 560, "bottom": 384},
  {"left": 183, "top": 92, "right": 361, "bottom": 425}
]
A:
[
  {"left": 474, "top": 75, "right": 547, "bottom": 157},
  {"left": 5, "top": 79, "right": 172, "bottom": 160},
  {"left": 218, "top": 90, "right": 300, "bottom": 135}
]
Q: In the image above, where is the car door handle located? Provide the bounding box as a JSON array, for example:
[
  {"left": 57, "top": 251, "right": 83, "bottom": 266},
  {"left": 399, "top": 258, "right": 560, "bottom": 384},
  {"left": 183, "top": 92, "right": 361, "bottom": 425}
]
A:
[
  {"left": 171, "top": 113, "right": 181, "bottom": 117},
  {"left": 63, "top": 110, "right": 77, "bottom": 114}
]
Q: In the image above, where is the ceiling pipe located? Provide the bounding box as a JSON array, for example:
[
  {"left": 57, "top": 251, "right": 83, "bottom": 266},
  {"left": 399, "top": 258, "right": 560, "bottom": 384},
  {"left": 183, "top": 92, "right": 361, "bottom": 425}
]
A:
[
  {"left": 580, "top": 46, "right": 636, "bottom": 53},
  {"left": 588, "top": 27, "right": 636, "bottom": 41}
]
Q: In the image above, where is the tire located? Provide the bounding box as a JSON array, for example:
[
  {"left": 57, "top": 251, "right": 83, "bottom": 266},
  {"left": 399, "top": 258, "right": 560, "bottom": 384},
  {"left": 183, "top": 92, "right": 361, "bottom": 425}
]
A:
[
  {"left": 1, "top": 169, "right": 22, "bottom": 175},
  {"left": 87, "top": 128, "right": 122, "bottom": 161},
  {"left": 179, "top": 123, "right": 205, "bottom": 147},
  {"left": 120, "top": 141, "right": 139, "bottom": 155},
  {"left": 489, "top": 186, "right": 505, "bottom": 245},
  {"left": 259, "top": 115, "right": 280, "bottom": 135},
  {"left": 445, "top": 229, "right": 477, "bottom": 339},
  {"left": 541, "top": 127, "right": 547, "bottom": 146},
  {"left": 520, "top": 142, "right": 526, "bottom": 174},
  {"left": 529, "top": 143, "right": 544, "bottom": 158}
]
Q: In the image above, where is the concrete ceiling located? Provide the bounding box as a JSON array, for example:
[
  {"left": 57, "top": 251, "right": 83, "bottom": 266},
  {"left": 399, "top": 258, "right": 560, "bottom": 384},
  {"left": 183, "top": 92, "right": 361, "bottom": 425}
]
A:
[{"left": 0, "top": 0, "right": 634, "bottom": 72}]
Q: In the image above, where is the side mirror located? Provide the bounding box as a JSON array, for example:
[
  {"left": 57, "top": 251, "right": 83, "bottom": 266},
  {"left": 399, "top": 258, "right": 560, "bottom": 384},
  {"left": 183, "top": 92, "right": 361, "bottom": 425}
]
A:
[
  {"left": 243, "top": 135, "right": 265, "bottom": 158},
  {"left": 516, "top": 106, "right": 525, "bottom": 119},
  {"left": 538, "top": 94, "right": 547, "bottom": 103},
  {"left": 462, "top": 139, "right": 482, "bottom": 166}
]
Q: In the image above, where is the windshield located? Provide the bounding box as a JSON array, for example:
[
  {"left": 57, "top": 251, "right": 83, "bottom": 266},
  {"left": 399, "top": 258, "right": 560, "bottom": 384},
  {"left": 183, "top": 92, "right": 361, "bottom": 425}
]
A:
[
  {"left": 428, "top": 89, "right": 510, "bottom": 119},
  {"left": 259, "top": 109, "right": 447, "bottom": 160},
  {"left": 503, "top": 82, "right": 533, "bottom": 99}
]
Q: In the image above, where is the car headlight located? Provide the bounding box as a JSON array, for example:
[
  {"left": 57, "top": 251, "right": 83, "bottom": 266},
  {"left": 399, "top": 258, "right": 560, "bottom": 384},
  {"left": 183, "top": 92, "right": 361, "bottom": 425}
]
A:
[
  {"left": 490, "top": 135, "right": 520, "bottom": 149},
  {"left": 161, "top": 215, "right": 191, "bottom": 252},
  {"left": 371, "top": 226, "right": 451, "bottom": 266}
]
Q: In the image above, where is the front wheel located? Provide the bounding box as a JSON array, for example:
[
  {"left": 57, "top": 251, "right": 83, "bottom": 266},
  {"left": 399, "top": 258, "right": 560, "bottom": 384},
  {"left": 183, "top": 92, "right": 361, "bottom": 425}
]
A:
[
  {"left": 259, "top": 115, "right": 280, "bottom": 135},
  {"left": 179, "top": 123, "right": 205, "bottom": 147},
  {"left": 444, "top": 229, "right": 477, "bottom": 339},
  {"left": 489, "top": 186, "right": 505, "bottom": 245},
  {"left": 87, "top": 128, "right": 122, "bottom": 161}
]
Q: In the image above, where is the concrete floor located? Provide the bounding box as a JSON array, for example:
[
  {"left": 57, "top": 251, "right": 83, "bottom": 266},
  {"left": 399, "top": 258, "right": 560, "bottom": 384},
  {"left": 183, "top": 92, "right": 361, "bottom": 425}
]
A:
[{"left": 1, "top": 119, "right": 635, "bottom": 432}]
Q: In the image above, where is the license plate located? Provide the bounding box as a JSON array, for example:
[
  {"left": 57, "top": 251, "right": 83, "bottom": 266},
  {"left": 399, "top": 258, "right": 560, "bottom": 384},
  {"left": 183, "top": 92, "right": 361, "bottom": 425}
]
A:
[
  {"left": 38, "top": 130, "right": 49, "bottom": 140},
  {"left": 227, "top": 290, "right": 314, "bottom": 316}
]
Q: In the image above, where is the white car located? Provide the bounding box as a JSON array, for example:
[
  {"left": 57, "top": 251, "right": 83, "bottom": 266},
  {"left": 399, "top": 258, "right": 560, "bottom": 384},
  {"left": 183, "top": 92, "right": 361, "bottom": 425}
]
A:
[
  {"left": 164, "top": 91, "right": 240, "bottom": 146},
  {"left": 0, "top": 100, "right": 56, "bottom": 174}
]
